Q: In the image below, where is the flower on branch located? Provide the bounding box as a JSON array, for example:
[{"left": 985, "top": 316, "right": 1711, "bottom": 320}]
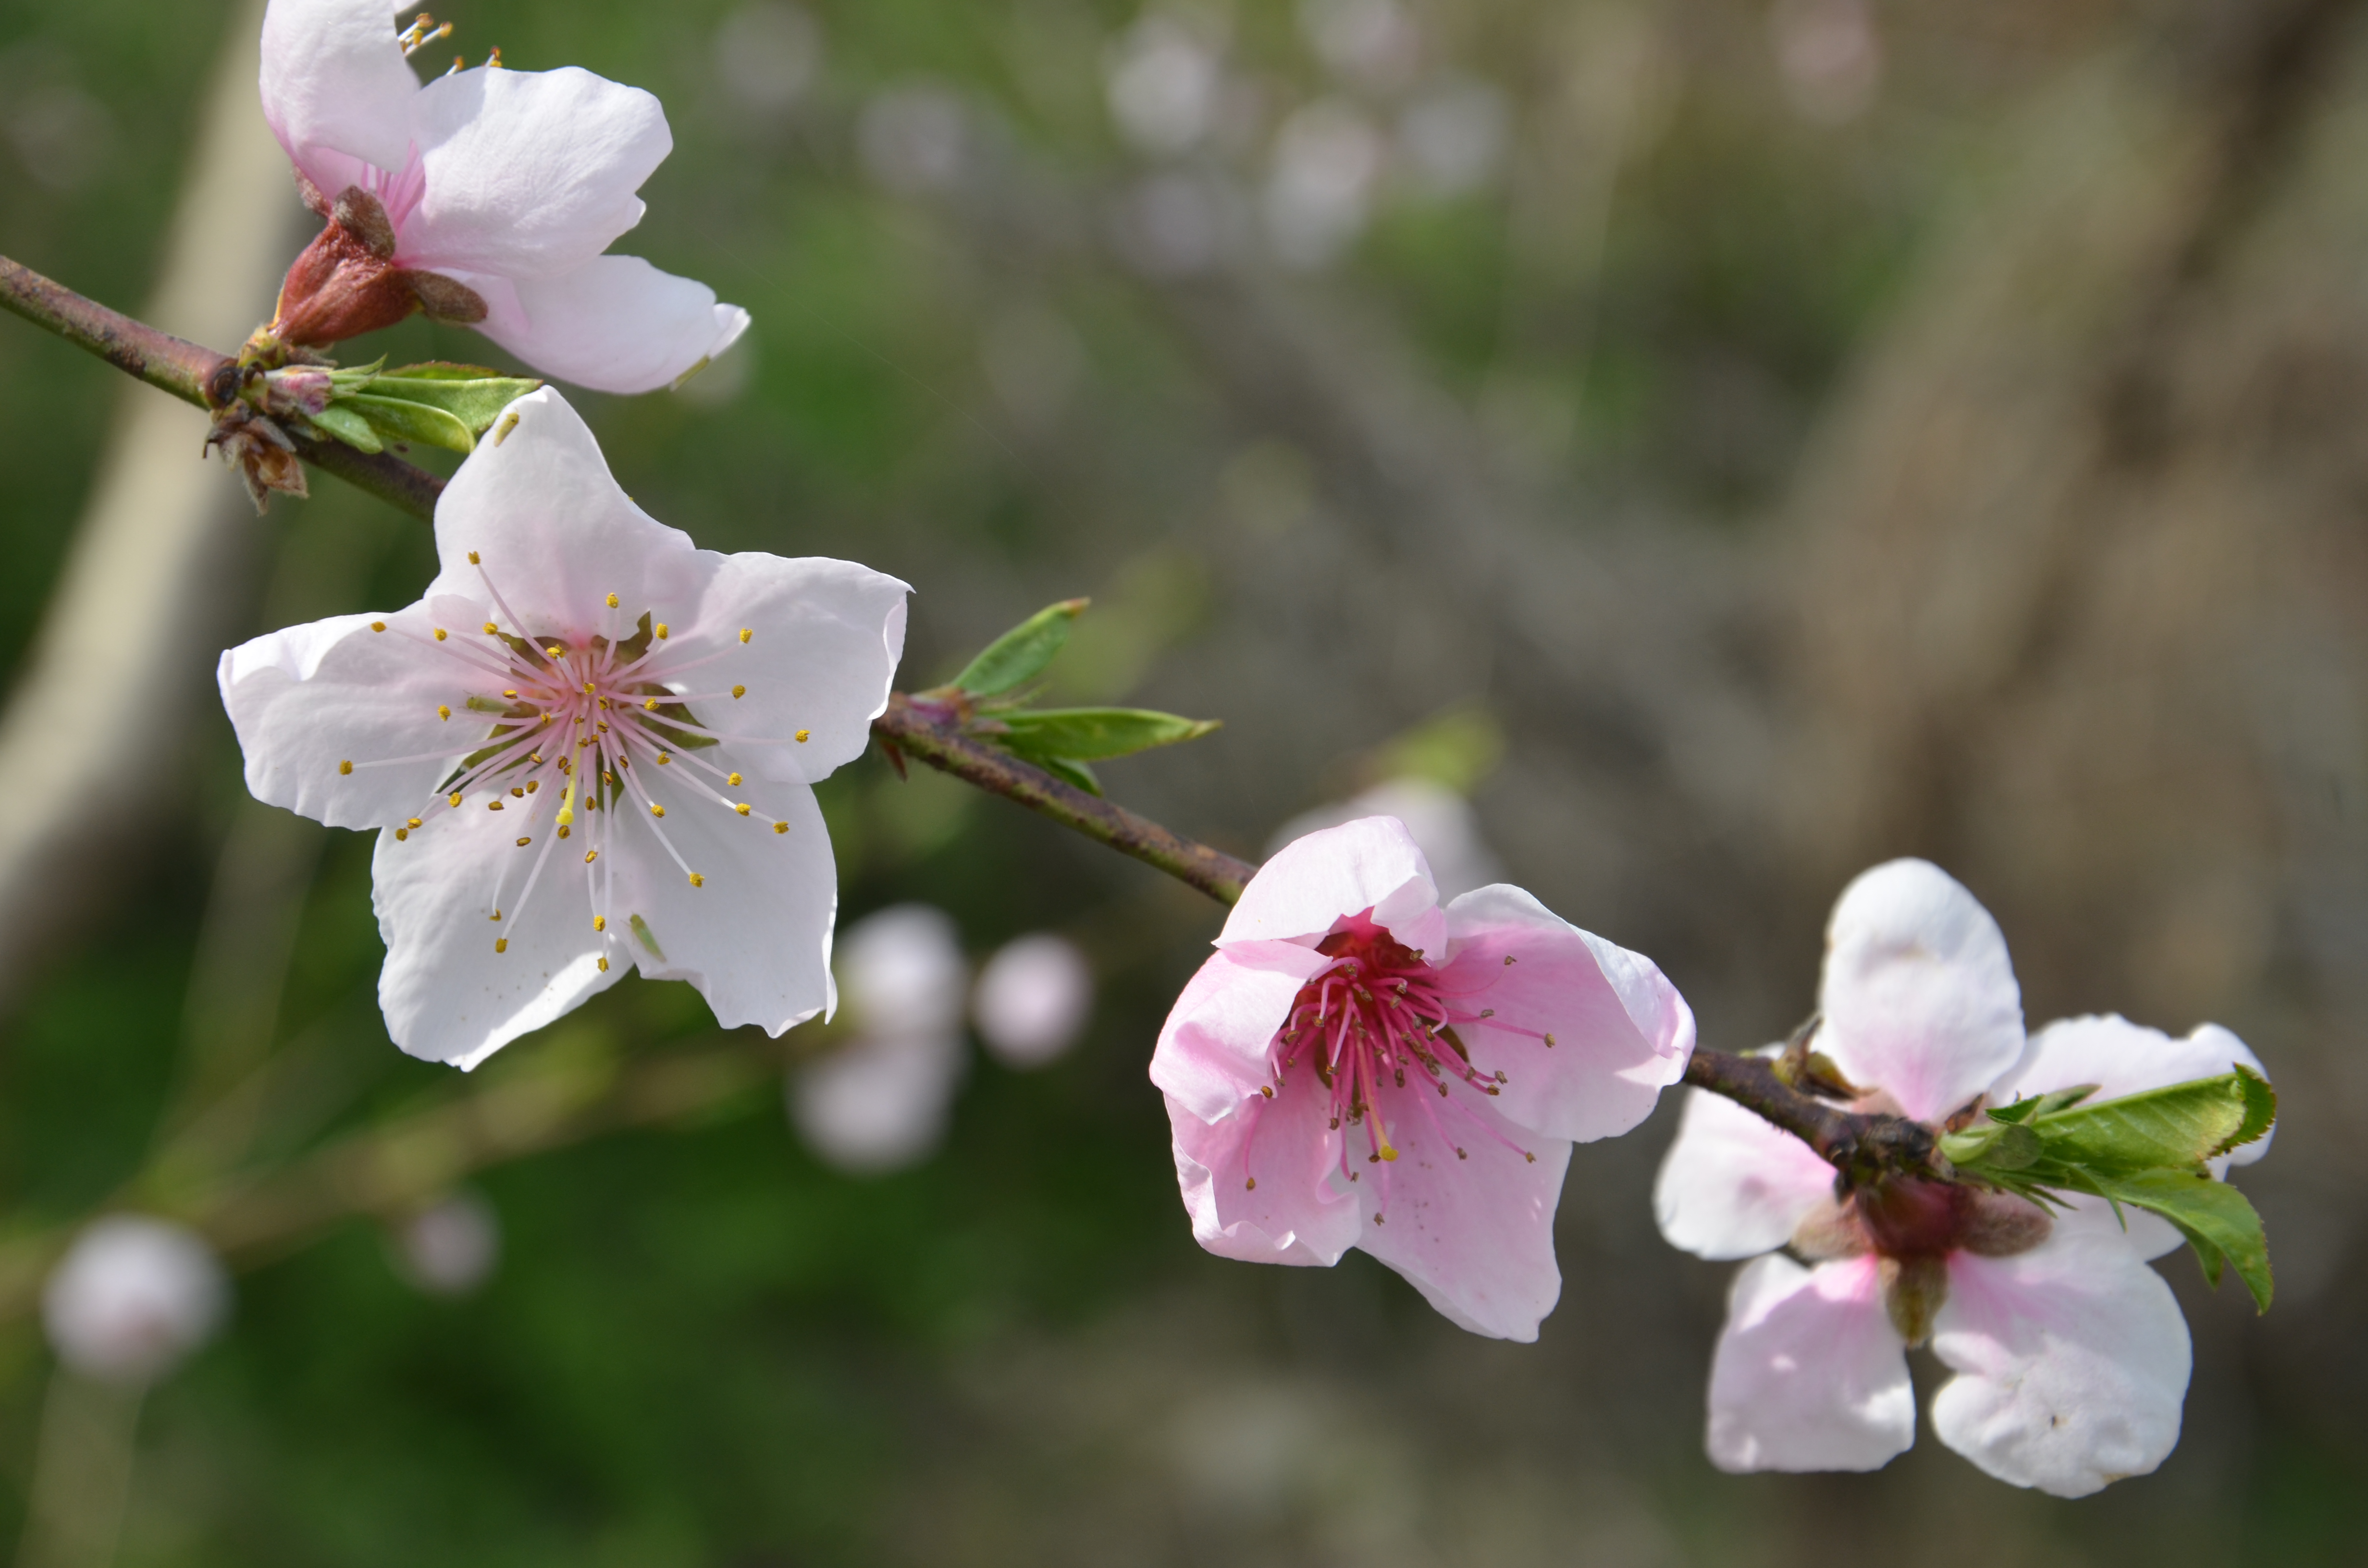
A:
[
  {"left": 1152, "top": 817, "right": 1696, "bottom": 1340},
  {"left": 1653, "top": 858, "right": 2273, "bottom": 1496},
  {"left": 257, "top": 0, "right": 749, "bottom": 392},
  {"left": 218, "top": 388, "right": 909, "bottom": 1068}
]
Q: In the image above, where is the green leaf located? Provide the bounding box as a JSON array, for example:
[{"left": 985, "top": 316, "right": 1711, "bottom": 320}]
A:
[
  {"left": 2093, "top": 1167, "right": 2274, "bottom": 1313},
  {"left": 1036, "top": 757, "right": 1101, "bottom": 795},
  {"left": 2023, "top": 1072, "right": 2263, "bottom": 1178},
  {"left": 1986, "top": 1085, "right": 2097, "bottom": 1124},
  {"left": 1939, "top": 1118, "right": 2041, "bottom": 1171},
  {"left": 379, "top": 360, "right": 509, "bottom": 381},
  {"left": 950, "top": 600, "right": 1088, "bottom": 697},
  {"left": 2222, "top": 1065, "right": 2277, "bottom": 1160},
  {"left": 365, "top": 372, "right": 543, "bottom": 434},
  {"left": 992, "top": 707, "right": 1220, "bottom": 762},
  {"left": 304, "top": 403, "right": 382, "bottom": 453},
  {"left": 347, "top": 393, "right": 478, "bottom": 455}
]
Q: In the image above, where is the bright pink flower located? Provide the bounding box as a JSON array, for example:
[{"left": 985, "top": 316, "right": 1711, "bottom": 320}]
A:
[
  {"left": 1152, "top": 817, "right": 1695, "bottom": 1340},
  {"left": 258, "top": 0, "right": 748, "bottom": 392},
  {"left": 1653, "top": 858, "right": 2272, "bottom": 1496}
]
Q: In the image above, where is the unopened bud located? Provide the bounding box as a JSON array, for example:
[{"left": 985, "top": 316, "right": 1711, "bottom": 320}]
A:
[{"left": 41, "top": 1217, "right": 228, "bottom": 1384}]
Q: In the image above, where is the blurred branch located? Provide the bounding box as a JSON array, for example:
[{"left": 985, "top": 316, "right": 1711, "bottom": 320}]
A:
[{"left": 0, "top": 255, "right": 447, "bottom": 523}]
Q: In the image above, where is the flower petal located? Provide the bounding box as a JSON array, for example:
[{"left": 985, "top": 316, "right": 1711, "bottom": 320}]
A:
[
  {"left": 614, "top": 772, "right": 837, "bottom": 1037},
  {"left": 1653, "top": 1087, "right": 1838, "bottom": 1261},
  {"left": 1817, "top": 858, "right": 2024, "bottom": 1123},
  {"left": 426, "top": 388, "right": 708, "bottom": 635},
  {"left": 1166, "top": 1075, "right": 1362, "bottom": 1268},
  {"left": 1930, "top": 1235, "right": 2192, "bottom": 1497},
  {"left": 372, "top": 794, "right": 624, "bottom": 1068},
  {"left": 1150, "top": 942, "right": 1332, "bottom": 1124},
  {"left": 669, "top": 553, "right": 910, "bottom": 784},
  {"left": 259, "top": 0, "right": 419, "bottom": 188},
  {"left": 219, "top": 602, "right": 490, "bottom": 831},
  {"left": 402, "top": 65, "right": 668, "bottom": 275},
  {"left": 1437, "top": 884, "right": 1694, "bottom": 1143},
  {"left": 1219, "top": 815, "right": 1443, "bottom": 955},
  {"left": 1352, "top": 1081, "right": 1573, "bottom": 1341},
  {"left": 469, "top": 256, "right": 752, "bottom": 395},
  {"left": 1706, "top": 1254, "right": 1914, "bottom": 1473}
]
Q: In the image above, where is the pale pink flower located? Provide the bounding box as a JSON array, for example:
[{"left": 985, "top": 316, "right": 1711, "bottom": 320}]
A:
[
  {"left": 218, "top": 389, "right": 908, "bottom": 1068},
  {"left": 1653, "top": 858, "right": 2271, "bottom": 1496},
  {"left": 974, "top": 932, "right": 1094, "bottom": 1069},
  {"left": 1152, "top": 817, "right": 1695, "bottom": 1340},
  {"left": 42, "top": 1217, "right": 229, "bottom": 1384},
  {"left": 259, "top": 0, "right": 749, "bottom": 392},
  {"left": 790, "top": 905, "right": 970, "bottom": 1173}
]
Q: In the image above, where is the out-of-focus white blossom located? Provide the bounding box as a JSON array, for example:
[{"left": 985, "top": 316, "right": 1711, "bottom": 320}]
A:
[
  {"left": 1270, "top": 776, "right": 1502, "bottom": 902},
  {"left": 1297, "top": 0, "right": 1421, "bottom": 94},
  {"left": 715, "top": 2, "right": 824, "bottom": 118},
  {"left": 1264, "top": 100, "right": 1385, "bottom": 270},
  {"left": 974, "top": 933, "right": 1095, "bottom": 1068},
  {"left": 42, "top": 1218, "right": 228, "bottom": 1384},
  {"left": 1112, "top": 172, "right": 1238, "bottom": 277},
  {"left": 1106, "top": 13, "right": 1224, "bottom": 155},
  {"left": 1397, "top": 78, "right": 1509, "bottom": 197},
  {"left": 792, "top": 904, "right": 971, "bottom": 1174},
  {"left": 393, "top": 1192, "right": 501, "bottom": 1297},
  {"left": 1769, "top": 0, "right": 1882, "bottom": 125},
  {"left": 858, "top": 83, "right": 969, "bottom": 194}
]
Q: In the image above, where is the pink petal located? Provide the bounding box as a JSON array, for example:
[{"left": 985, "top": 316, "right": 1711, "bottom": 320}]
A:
[
  {"left": 218, "top": 603, "right": 487, "bottom": 832},
  {"left": 424, "top": 389, "right": 708, "bottom": 636},
  {"left": 1166, "top": 1078, "right": 1362, "bottom": 1268},
  {"left": 1817, "top": 858, "right": 2024, "bottom": 1123},
  {"left": 671, "top": 554, "right": 908, "bottom": 786},
  {"left": 1706, "top": 1254, "right": 1914, "bottom": 1473},
  {"left": 402, "top": 66, "right": 670, "bottom": 275},
  {"left": 1351, "top": 1080, "right": 1573, "bottom": 1341},
  {"left": 259, "top": 0, "right": 419, "bottom": 189},
  {"left": 1653, "top": 1086, "right": 1838, "bottom": 1261},
  {"left": 614, "top": 774, "right": 838, "bottom": 1039},
  {"left": 1931, "top": 1236, "right": 2192, "bottom": 1497},
  {"left": 470, "top": 256, "right": 753, "bottom": 395},
  {"left": 1219, "top": 815, "right": 1444, "bottom": 955},
  {"left": 372, "top": 793, "right": 625, "bottom": 1068},
  {"left": 1437, "top": 884, "right": 1694, "bottom": 1143},
  {"left": 1150, "top": 942, "right": 1331, "bottom": 1125}
]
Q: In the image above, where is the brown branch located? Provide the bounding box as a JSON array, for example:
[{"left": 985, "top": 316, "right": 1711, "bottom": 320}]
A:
[
  {"left": 1678, "top": 1049, "right": 1939, "bottom": 1191},
  {"left": 872, "top": 693, "right": 1258, "bottom": 905}
]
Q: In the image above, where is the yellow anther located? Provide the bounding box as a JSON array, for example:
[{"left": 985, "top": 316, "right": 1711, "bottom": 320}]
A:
[
  {"left": 650, "top": 803, "right": 666, "bottom": 818},
  {"left": 597, "top": 721, "right": 609, "bottom": 733},
  {"left": 438, "top": 704, "right": 452, "bottom": 721},
  {"left": 772, "top": 821, "right": 789, "bottom": 834},
  {"left": 370, "top": 621, "right": 386, "bottom": 632},
  {"left": 727, "top": 772, "right": 743, "bottom": 787},
  {"left": 504, "top": 688, "right": 518, "bottom": 698},
  {"left": 606, "top": 593, "right": 619, "bottom": 609},
  {"left": 795, "top": 729, "right": 811, "bottom": 743},
  {"left": 656, "top": 753, "right": 671, "bottom": 765},
  {"left": 468, "top": 551, "right": 481, "bottom": 564},
  {"left": 689, "top": 871, "right": 704, "bottom": 887},
  {"left": 643, "top": 697, "right": 659, "bottom": 710},
  {"left": 526, "top": 779, "right": 539, "bottom": 795},
  {"left": 585, "top": 849, "right": 597, "bottom": 863},
  {"left": 495, "top": 937, "right": 508, "bottom": 953},
  {"left": 740, "top": 628, "right": 752, "bottom": 643},
  {"left": 395, "top": 827, "right": 409, "bottom": 842},
  {"left": 584, "top": 682, "right": 596, "bottom": 695},
  {"left": 655, "top": 623, "right": 669, "bottom": 639},
  {"left": 434, "top": 628, "right": 448, "bottom": 641},
  {"left": 597, "top": 956, "right": 610, "bottom": 972},
  {"left": 516, "top": 836, "right": 530, "bottom": 847},
  {"left": 488, "top": 800, "right": 504, "bottom": 812},
  {"left": 732, "top": 685, "right": 746, "bottom": 699},
  {"left": 603, "top": 771, "right": 615, "bottom": 784},
  {"left": 1381, "top": 1145, "right": 1399, "bottom": 1162},
  {"left": 483, "top": 622, "right": 498, "bottom": 635},
  {"left": 557, "top": 824, "right": 571, "bottom": 839},
  {"left": 408, "top": 817, "right": 422, "bottom": 829},
  {"left": 510, "top": 786, "right": 524, "bottom": 798},
  {"left": 490, "top": 910, "right": 502, "bottom": 922},
  {"left": 546, "top": 646, "right": 562, "bottom": 659},
  {"left": 448, "top": 791, "right": 463, "bottom": 808},
  {"left": 594, "top": 915, "right": 606, "bottom": 932},
  {"left": 338, "top": 760, "right": 353, "bottom": 775},
  {"left": 487, "top": 45, "right": 504, "bottom": 67},
  {"left": 598, "top": 698, "right": 610, "bottom": 710},
  {"left": 734, "top": 802, "right": 751, "bottom": 816},
  {"left": 528, "top": 753, "right": 543, "bottom": 765}
]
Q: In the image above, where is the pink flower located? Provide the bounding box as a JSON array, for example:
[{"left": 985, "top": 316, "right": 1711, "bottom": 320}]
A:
[
  {"left": 1152, "top": 817, "right": 1695, "bottom": 1340},
  {"left": 258, "top": 0, "right": 748, "bottom": 392},
  {"left": 218, "top": 389, "right": 908, "bottom": 1067},
  {"left": 1653, "top": 858, "right": 2272, "bottom": 1496}
]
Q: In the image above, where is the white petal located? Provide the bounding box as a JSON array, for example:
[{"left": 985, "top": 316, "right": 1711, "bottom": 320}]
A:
[
  {"left": 219, "top": 602, "right": 490, "bottom": 831},
  {"left": 372, "top": 794, "right": 625, "bottom": 1068},
  {"left": 1931, "top": 1236, "right": 2192, "bottom": 1497},
  {"left": 1706, "top": 1254, "right": 1914, "bottom": 1473},
  {"left": 259, "top": 0, "right": 419, "bottom": 186},
  {"left": 1654, "top": 1087, "right": 1838, "bottom": 1261},
  {"left": 669, "top": 552, "right": 909, "bottom": 784},
  {"left": 615, "top": 772, "right": 838, "bottom": 1037},
  {"left": 470, "top": 256, "right": 752, "bottom": 395},
  {"left": 1818, "top": 858, "right": 2025, "bottom": 1123},
  {"left": 1219, "top": 815, "right": 1444, "bottom": 956},
  {"left": 426, "top": 389, "right": 709, "bottom": 636},
  {"left": 791, "top": 1033, "right": 966, "bottom": 1175},
  {"left": 403, "top": 65, "right": 668, "bottom": 274},
  {"left": 838, "top": 904, "right": 967, "bottom": 1041}
]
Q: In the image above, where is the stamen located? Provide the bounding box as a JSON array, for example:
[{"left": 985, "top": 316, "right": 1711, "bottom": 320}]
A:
[
  {"left": 733, "top": 685, "right": 746, "bottom": 699},
  {"left": 727, "top": 772, "right": 742, "bottom": 786},
  {"left": 656, "top": 624, "right": 669, "bottom": 639},
  {"left": 438, "top": 705, "right": 451, "bottom": 721},
  {"left": 772, "top": 821, "right": 788, "bottom": 834},
  {"left": 594, "top": 915, "right": 606, "bottom": 931},
  {"left": 598, "top": 956, "right": 610, "bottom": 971},
  {"left": 689, "top": 872, "right": 704, "bottom": 887},
  {"left": 338, "top": 760, "right": 353, "bottom": 775},
  {"left": 370, "top": 621, "right": 386, "bottom": 633},
  {"left": 739, "top": 628, "right": 752, "bottom": 643},
  {"left": 495, "top": 937, "right": 507, "bottom": 953},
  {"left": 796, "top": 730, "right": 810, "bottom": 742},
  {"left": 434, "top": 629, "right": 448, "bottom": 641},
  {"left": 400, "top": 15, "right": 454, "bottom": 60},
  {"left": 516, "top": 837, "right": 531, "bottom": 847}
]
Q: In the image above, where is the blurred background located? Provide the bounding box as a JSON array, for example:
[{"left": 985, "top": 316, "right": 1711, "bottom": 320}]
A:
[{"left": 2, "top": 0, "right": 2365, "bottom": 1561}]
